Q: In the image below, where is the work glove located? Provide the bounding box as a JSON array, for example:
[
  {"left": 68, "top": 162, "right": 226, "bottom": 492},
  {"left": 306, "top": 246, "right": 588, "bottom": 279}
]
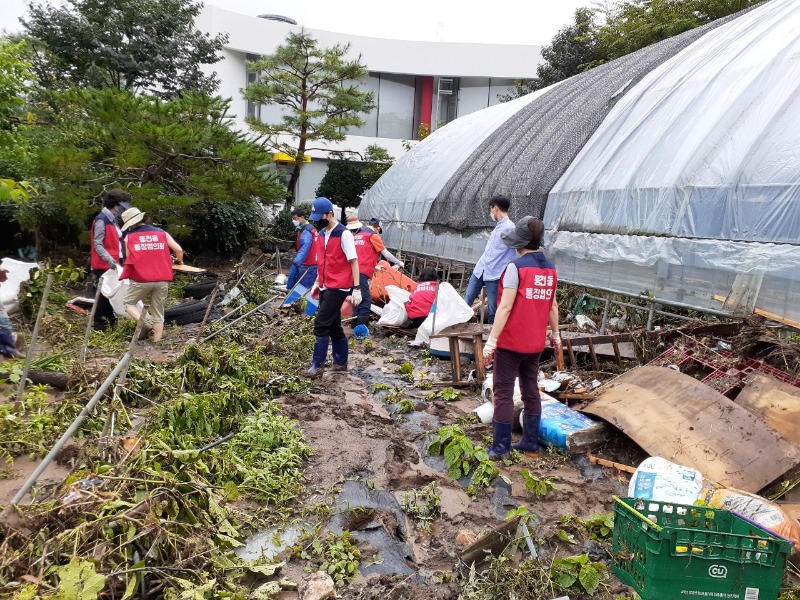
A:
[
  {"left": 483, "top": 335, "right": 497, "bottom": 361},
  {"left": 310, "top": 282, "right": 320, "bottom": 299},
  {"left": 550, "top": 334, "right": 562, "bottom": 348},
  {"left": 351, "top": 288, "right": 362, "bottom": 306},
  {"left": 106, "top": 259, "right": 117, "bottom": 270},
  {"left": 393, "top": 261, "right": 404, "bottom": 271}
]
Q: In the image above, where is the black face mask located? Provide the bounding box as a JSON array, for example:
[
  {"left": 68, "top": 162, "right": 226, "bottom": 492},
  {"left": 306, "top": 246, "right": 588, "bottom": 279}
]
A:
[{"left": 315, "top": 219, "right": 329, "bottom": 229}]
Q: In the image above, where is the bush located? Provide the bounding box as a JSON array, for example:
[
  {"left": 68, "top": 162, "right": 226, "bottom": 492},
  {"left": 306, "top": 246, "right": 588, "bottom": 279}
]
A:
[{"left": 187, "top": 199, "right": 266, "bottom": 257}]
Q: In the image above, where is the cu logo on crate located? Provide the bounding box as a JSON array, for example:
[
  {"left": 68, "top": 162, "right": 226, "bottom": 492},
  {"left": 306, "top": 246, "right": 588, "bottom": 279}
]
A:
[{"left": 708, "top": 565, "right": 728, "bottom": 578}]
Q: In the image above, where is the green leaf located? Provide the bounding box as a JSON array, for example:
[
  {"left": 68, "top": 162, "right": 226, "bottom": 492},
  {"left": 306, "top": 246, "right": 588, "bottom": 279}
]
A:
[
  {"left": 222, "top": 481, "right": 240, "bottom": 501},
  {"left": 579, "top": 563, "right": 601, "bottom": 595},
  {"left": 556, "top": 529, "right": 577, "bottom": 544},
  {"left": 54, "top": 559, "right": 106, "bottom": 600},
  {"left": 246, "top": 561, "right": 285, "bottom": 576},
  {"left": 556, "top": 572, "right": 577, "bottom": 589}
]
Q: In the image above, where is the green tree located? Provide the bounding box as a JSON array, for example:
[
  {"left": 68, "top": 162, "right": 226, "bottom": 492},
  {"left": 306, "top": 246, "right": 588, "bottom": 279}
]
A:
[
  {"left": 595, "top": 0, "right": 764, "bottom": 61},
  {"left": 22, "top": 0, "right": 227, "bottom": 96},
  {"left": 501, "top": 8, "right": 600, "bottom": 100},
  {"left": 0, "top": 39, "right": 31, "bottom": 135},
  {"left": 315, "top": 160, "right": 365, "bottom": 220},
  {"left": 243, "top": 29, "right": 375, "bottom": 204},
  {"left": 13, "top": 89, "right": 284, "bottom": 255},
  {"left": 315, "top": 144, "right": 393, "bottom": 219}
]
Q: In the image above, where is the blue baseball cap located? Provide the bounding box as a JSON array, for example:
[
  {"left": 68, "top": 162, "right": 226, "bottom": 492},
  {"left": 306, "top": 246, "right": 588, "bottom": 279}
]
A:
[{"left": 310, "top": 197, "right": 333, "bottom": 221}]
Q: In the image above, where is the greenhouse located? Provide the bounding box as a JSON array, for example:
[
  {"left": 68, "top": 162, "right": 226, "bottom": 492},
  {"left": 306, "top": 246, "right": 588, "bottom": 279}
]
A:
[{"left": 359, "top": 0, "right": 800, "bottom": 324}]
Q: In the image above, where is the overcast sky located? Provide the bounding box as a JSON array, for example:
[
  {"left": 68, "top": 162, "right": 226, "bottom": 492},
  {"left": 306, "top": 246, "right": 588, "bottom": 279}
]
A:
[{"left": 1, "top": 0, "right": 590, "bottom": 46}]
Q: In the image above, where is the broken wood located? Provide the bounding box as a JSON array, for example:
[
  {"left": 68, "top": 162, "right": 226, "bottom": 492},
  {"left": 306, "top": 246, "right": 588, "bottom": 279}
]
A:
[
  {"left": 714, "top": 294, "right": 800, "bottom": 330},
  {"left": 459, "top": 515, "right": 521, "bottom": 566},
  {"left": 584, "top": 366, "right": 800, "bottom": 491},
  {"left": 587, "top": 452, "right": 636, "bottom": 474},
  {"left": 0, "top": 369, "right": 68, "bottom": 389}
]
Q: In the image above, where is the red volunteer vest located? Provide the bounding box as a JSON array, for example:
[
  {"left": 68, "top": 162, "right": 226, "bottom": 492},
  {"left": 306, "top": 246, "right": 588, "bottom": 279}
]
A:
[
  {"left": 296, "top": 223, "right": 318, "bottom": 266},
  {"left": 406, "top": 281, "right": 438, "bottom": 319},
  {"left": 120, "top": 226, "right": 174, "bottom": 283},
  {"left": 90, "top": 212, "right": 121, "bottom": 270},
  {"left": 497, "top": 252, "right": 557, "bottom": 354},
  {"left": 353, "top": 228, "right": 380, "bottom": 277},
  {"left": 318, "top": 224, "right": 353, "bottom": 290}
]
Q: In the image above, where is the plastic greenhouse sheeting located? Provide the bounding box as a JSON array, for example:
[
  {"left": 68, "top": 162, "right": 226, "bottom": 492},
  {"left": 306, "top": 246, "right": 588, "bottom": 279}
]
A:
[{"left": 546, "top": 0, "right": 800, "bottom": 244}]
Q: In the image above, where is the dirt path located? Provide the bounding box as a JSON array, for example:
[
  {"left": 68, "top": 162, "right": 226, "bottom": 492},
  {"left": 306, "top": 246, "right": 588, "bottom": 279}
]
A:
[{"left": 268, "top": 335, "right": 633, "bottom": 599}]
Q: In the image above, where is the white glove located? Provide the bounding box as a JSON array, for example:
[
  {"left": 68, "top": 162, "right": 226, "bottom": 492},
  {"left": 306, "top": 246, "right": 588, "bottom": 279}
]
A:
[
  {"left": 351, "top": 288, "right": 362, "bottom": 305},
  {"left": 393, "top": 261, "right": 404, "bottom": 270},
  {"left": 550, "top": 334, "right": 562, "bottom": 348},
  {"left": 483, "top": 335, "right": 497, "bottom": 361}
]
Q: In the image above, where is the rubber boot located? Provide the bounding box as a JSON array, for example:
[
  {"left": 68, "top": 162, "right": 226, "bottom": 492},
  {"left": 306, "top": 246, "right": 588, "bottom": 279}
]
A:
[
  {"left": 513, "top": 413, "right": 541, "bottom": 458},
  {"left": 306, "top": 336, "right": 330, "bottom": 378},
  {"left": 487, "top": 421, "right": 513, "bottom": 460},
  {"left": 330, "top": 337, "right": 348, "bottom": 372}
]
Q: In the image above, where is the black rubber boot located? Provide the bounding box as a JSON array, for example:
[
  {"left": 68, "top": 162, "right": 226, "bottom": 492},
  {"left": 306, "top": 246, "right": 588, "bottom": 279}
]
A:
[
  {"left": 306, "top": 336, "right": 330, "bottom": 377},
  {"left": 330, "top": 337, "right": 348, "bottom": 371},
  {"left": 513, "top": 413, "right": 541, "bottom": 457},
  {"left": 487, "top": 420, "right": 513, "bottom": 460}
]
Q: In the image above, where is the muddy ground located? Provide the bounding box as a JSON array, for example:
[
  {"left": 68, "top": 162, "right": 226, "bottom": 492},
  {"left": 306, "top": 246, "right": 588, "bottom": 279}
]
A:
[{"left": 257, "top": 325, "right": 641, "bottom": 599}]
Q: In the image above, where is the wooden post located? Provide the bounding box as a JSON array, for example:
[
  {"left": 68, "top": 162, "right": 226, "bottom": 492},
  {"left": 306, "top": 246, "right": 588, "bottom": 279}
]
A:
[
  {"left": 79, "top": 283, "right": 103, "bottom": 363},
  {"left": 16, "top": 274, "right": 53, "bottom": 402}
]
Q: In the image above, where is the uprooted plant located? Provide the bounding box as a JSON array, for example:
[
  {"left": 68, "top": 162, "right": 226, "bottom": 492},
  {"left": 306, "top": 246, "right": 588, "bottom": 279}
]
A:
[
  {"left": 402, "top": 481, "right": 442, "bottom": 531},
  {"left": 428, "top": 425, "right": 498, "bottom": 496}
]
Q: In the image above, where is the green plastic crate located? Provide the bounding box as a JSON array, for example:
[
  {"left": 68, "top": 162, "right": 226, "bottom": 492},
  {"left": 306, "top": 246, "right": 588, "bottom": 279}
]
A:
[{"left": 611, "top": 496, "right": 791, "bottom": 600}]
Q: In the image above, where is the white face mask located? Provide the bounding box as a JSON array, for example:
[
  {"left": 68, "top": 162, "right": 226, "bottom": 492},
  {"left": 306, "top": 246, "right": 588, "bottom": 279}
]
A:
[
  {"left": 292, "top": 219, "right": 301, "bottom": 228},
  {"left": 489, "top": 210, "right": 497, "bottom": 222}
]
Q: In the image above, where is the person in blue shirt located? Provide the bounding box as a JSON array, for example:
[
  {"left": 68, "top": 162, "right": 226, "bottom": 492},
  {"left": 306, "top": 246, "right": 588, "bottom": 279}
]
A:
[
  {"left": 287, "top": 208, "right": 318, "bottom": 290},
  {"left": 463, "top": 195, "right": 516, "bottom": 324}
]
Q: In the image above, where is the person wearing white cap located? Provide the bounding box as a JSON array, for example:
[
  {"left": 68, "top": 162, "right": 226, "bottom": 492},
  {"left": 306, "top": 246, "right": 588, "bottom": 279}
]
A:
[
  {"left": 118, "top": 207, "right": 183, "bottom": 342},
  {"left": 307, "top": 197, "right": 360, "bottom": 376}
]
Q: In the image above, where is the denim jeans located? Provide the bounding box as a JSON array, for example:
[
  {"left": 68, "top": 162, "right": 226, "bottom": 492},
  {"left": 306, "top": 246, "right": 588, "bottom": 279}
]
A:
[
  {"left": 355, "top": 273, "right": 372, "bottom": 326},
  {"left": 0, "top": 309, "right": 17, "bottom": 356},
  {"left": 463, "top": 274, "right": 500, "bottom": 324}
]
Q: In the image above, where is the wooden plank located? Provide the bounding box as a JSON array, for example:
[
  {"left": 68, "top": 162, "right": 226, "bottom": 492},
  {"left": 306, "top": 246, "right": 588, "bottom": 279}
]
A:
[
  {"left": 459, "top": 516, "right": 522, "bottom": 566},
  {"left": 612, "top": 338, "right": 622, "bottom": 365},
  {"left": 172, "top": 264, "right": 207, "bottom": 274},
  {"left": 735, "top": 373, "right": 800, "bottom": 447},
  {"left": 587, "top": 338, "right": 600, "bottom": 371},
  {"left": 565, "top": 338, "right": 577, "bottom": 368},
  {"left": 450, "top": 337, "right": 462, "bottom": 383},
  {"left": 584, "top": 366, "right": 800, "bottom": 492},
  {"left": 587, "top": 452, "right": 637, "bottom": 474},
  {"left": 473, "top": 335, "right": 486, "bottom": 382}
]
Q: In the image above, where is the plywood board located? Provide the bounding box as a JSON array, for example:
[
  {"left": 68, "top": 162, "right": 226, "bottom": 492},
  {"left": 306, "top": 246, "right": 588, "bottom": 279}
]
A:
[
  {"left": 172, "top": 264, "right": 207, "bottom": 274},
  {"left": 735, "top": 373, "right": 800, "bottom": 447},
  {"left": 584, "top": 366, "right": 800, "bottom": 492}
]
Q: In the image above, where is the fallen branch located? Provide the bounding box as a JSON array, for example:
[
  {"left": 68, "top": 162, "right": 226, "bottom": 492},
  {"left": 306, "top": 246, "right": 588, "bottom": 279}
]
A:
[{"left": 0, "top": 369, "right": 68, "bottom": 389}]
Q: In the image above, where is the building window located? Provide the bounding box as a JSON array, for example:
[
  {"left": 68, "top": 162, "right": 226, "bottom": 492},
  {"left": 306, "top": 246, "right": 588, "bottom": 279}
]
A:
[{"left": 245, "top": 69, "right": 260, "bottom": 121}]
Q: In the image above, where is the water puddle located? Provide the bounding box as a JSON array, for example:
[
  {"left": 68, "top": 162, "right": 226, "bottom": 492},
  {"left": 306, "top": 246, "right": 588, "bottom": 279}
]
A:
[
  {"left": 235, "top": 522, "right": 311, "bottom": 562},
  {"left": 329, "top": 480, "right": 423, "bottom": 582}
]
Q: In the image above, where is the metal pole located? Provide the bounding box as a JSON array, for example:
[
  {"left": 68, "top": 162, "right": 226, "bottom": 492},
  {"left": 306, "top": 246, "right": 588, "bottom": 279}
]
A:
[
  {"left": 600, "top": 293, "right": 611, "bottom": 335},
  {"left": 194, "top": 283, "right": 220, "bottom": 341},
  {"left": 17, "top": 274, "right": 53, "bottom": 402},
  {"left": 11, "top": 353, "right": 132, "bottom": 505},
  {"left": 79, "top": 283, "right": 103, "bottom": 363},
  {"left": 201, "top": 296, "right": 278, "bottom": 343},
  {"left": 647, "top": 301, "right": 656, "bottom": 331},
  {"left": 275, "top": 248, "right": 282, "bottom": 274}
]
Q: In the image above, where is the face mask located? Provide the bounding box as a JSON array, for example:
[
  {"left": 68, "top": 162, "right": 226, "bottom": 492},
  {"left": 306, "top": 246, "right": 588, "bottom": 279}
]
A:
[
  {"left": 316, "top": 218, "right": 329, "bottom": 229},
  {"left": 292, "top": 219, "right": 301, "bottom": 229},
  {"left": 489, "top": 211, "right": 497, "bottom": 222}
]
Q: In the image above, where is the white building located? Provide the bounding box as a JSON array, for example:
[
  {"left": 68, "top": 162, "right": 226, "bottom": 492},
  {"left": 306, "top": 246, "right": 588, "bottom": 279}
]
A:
[{"left": 196, "top": 6, "right": 542, "bottom": 201}]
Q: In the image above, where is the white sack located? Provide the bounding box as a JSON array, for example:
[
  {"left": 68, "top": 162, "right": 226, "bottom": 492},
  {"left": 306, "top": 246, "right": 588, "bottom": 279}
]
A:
[
  {"left": 0, "top": 258, "right": 38, "bottom": 316},
  {"left": 377, "top": 285, "right": 411, "bottom": 327},
  {"left": 100, "top": 267, "right": 142, "bottom": 317},
  {"left": 411, "top": 282, "right": 473, "bottom": 346},
  {"left": 628, "top": 456, "right": 704, "bottom": 505}
]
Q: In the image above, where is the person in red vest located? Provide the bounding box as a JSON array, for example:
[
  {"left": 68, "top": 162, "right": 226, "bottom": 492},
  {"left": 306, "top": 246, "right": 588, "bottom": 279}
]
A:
[
  {"left": 346, "top": 216, "right": 404, "bottom": 332},
  {"left": 287, "top": 208, "right": 318, "bottom": 290},
  {"left": 307, "top": 198, "right": 360, "bottom": 376},
  {"left": 405, "top": 267, "right": 439, "bottom": 329},
  {"left": 119, "top": 207, "right": 183, "bottom": 342},
  {"left": 482, "top": 217, "right": 561, "bottom": 460},
  {"left": 90, "top": 189, "right": 129, "bottom": 330}
]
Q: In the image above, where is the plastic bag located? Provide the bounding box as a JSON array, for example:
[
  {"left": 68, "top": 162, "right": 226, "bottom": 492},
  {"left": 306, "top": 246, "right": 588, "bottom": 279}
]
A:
[
  {"left": 628, "top": 457, "right": 703, "bottom": 505},
  {"left": 377, "top": 285, "right": 412, "bottom": 327},
  {"left": 0, "top": 258, "right": 38, "bottom": 316},
  {"left": 100, "top": 267, "right": 142, "bottom": 317},
  {"left": 699, "top": 482, "right": 800, "bottom": 550},
  {"left": 411, "top": 282, "right": 473, "bottom": 346}
]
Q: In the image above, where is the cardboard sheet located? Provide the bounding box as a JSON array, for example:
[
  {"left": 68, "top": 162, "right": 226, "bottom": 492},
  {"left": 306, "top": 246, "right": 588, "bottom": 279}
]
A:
[
  {"left": 735, "top": 373, "right": 800, "bottom": 447},
  {"left": 585, "top": 366, "right": 800, "bottom": 492}
]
